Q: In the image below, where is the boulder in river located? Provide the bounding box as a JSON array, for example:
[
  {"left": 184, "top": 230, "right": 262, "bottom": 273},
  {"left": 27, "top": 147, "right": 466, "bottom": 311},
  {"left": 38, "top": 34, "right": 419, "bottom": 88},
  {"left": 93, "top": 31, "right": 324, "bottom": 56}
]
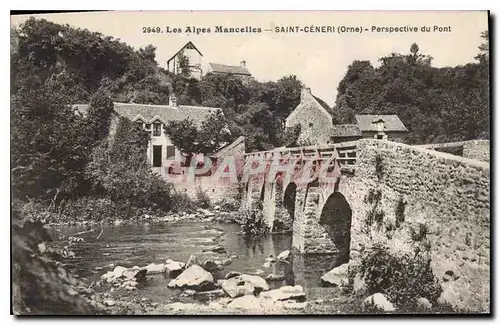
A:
[
  {"left": 224, "top": 271, "right": 241, "bottom": 279},
  {"left": 165, "top": 259, "right": 185, "bottom": 278},
  {"left": 220, "top": 258, "right": 232, "bottom": 266},
  {"left": 260, "top": 285, "right": 306, "bottom": 302},
  {"left": 362, "top": 293, "right": 396, "bottom": 312},
  {"left": 202, "top": 260, "right": 222, "bottom": 272},
  {"left": 167, "top": 265, "right": 216, "bottom": 291},
  {"left": 142, "top": 263, "right": 166, "bottom": 275},
  {"left": 101, "top": 266, "right": 128, "bottom": 283},
  {"left": 277, "top": 250, "right": 290, "bottom": 261},
  {"left": 265, "top": 273, "right": 285, "bottom": 282},
  {"left": 227, "top": 295, "right": 262, "bottom": 310},
  {"left": 211, "top": 246, "right": 227, "bottom": 254},
  {"left": 265, "top": 255, "right": 276, "bottom": 263},
  {"left": 219, "top": 274, "right": 269, "bottom": 298},
  {"left": 320, "top": 263, "right": 348, "bottom": 287}
]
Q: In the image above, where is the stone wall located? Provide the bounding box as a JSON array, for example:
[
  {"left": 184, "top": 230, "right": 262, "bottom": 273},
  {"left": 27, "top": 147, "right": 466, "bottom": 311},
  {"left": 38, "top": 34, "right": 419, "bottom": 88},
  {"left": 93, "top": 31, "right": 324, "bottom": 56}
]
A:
[
  {"left": 350, "top": 139, "right": 490, "bottom": 312},
  {"left": 463, "top": 140, "right": 490, "bottom": 162},
  {"left": 415, "top": 140, "right": 490, "bottom": 163}
]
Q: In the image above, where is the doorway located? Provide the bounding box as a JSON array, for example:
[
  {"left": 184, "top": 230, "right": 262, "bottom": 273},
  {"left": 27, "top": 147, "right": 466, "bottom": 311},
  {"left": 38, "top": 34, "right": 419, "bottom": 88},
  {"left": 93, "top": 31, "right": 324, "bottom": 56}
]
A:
[{"left": 153, "top": 145, "right": 162, "bottom": 167}]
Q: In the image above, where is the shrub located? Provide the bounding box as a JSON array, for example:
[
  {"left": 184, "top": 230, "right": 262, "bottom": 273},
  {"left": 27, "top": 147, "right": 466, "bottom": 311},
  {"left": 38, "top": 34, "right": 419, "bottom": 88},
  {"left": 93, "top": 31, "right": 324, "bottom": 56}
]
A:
[
  {"left": 240, "top": 209, "right": 270, "bottom": 238},
  {"left": 171, "top": 191, "right": 196, "bottom": 213},
  {"left": 218, "top": 196, "right": 240, "bottom": 212},
  {"left": 359, "top": 244, "right": 442, "bottom": 309},
  {"left": 195, "top": 187, "right": 211, "bottom": 209},
  {"left": 272, "top": 210, "right": 293, "bottom": 233},
  {"left": 12, "top": 206, "right": 100, "bottom": 315}
]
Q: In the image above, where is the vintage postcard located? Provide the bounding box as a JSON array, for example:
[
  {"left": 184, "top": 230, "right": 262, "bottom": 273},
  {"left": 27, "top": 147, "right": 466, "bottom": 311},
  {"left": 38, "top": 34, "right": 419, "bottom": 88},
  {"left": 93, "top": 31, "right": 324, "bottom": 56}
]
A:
[{"left": 10, "top": 10, "right": 490, "bottom": 316}]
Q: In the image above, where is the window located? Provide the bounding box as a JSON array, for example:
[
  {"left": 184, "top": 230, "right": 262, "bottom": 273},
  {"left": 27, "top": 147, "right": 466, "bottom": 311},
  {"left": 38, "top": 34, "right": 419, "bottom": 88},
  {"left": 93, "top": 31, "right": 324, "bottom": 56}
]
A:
[
  {"left": 145, "top": 123, "right": 151, "bottom": 130},
  {"left": 166, "top": 146, "right": 176, "bottom": 159},
  {"left": 376, "top": 134, "right": 385, "bottom": 140},
  {"left": 135, "top": 121, "right": 144, "bottom": 129},
  {"left": 153, "top": 123, "right": 162, "bottom": 137}
]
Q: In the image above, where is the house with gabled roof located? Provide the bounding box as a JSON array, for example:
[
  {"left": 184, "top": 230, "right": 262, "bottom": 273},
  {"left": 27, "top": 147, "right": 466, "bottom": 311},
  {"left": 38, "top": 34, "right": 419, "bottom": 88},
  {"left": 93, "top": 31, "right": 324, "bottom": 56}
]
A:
[
  {"left": 166, "top": 41, "right": 204, "bottom": 79},
  {"left": 285, "top": 87, "right": 335, "bottom": 145},
  {"left": 284, "top": 87, "right": 409, "bottom": 145},
  {"left": 75, "top": 94, "right": 222, "bottom": 171},
  {"left": 208, "top": 61, "right": 251, "bottom": 77},
  {"left": 355, "top": 115, "right": 409, "bottom": 142}
]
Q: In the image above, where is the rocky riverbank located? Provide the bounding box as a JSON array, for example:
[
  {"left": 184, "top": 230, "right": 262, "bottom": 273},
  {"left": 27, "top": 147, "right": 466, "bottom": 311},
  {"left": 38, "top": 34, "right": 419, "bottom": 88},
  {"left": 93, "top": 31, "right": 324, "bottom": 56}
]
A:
[{"left": 46, "top": 208, "right": 240, "bottom": 229}]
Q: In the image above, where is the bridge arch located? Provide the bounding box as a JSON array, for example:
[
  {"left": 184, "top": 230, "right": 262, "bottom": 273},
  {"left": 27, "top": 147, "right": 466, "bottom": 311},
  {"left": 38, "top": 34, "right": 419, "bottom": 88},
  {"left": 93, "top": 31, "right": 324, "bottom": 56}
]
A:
[
  {"left": 319, "top": 192, "right": 352, "bottom": 262},
  {"left": 273, "top": 181, "right": 297, "bottom": 233}
]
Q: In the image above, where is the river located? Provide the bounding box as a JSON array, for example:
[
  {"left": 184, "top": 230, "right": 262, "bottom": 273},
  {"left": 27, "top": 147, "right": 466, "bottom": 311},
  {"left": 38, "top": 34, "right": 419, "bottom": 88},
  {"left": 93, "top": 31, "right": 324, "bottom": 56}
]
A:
[{"left": 49, "top": 221, "right": 344, "bottom": 305}]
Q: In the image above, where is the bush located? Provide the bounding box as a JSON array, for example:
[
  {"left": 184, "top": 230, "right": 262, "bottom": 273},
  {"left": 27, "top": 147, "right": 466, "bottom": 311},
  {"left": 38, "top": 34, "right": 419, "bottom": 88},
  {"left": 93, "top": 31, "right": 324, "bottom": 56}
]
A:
[
  {"left": 12, "top": 206, "right": 100, "bottom": 315},
  {"left": 272, "top": 210, "right": 293, "bottom": 233},
  {"left": 239, "top": 209, "right": 270, "bottom": 238},
  {"left": 171, "top": 191, "right": 196, "bottom": 213},
  {"left": 57, "top": 197, "right": 144, "bottom": 222},
  {"left": 218, "top": 196, "right": 240, "bottom": 212},
  {"left": 195, "top": 187, "right": 211, "bottom": 209},
  {"left": 359, "top": 244, "right": 442, "bottom": 309}
]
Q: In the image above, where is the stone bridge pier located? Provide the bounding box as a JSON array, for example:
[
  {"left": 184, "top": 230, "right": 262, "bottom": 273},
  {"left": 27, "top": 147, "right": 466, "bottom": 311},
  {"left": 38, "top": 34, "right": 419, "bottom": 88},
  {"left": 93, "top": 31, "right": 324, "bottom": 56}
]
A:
[{"left": 243, "top": 146, "right": 353, "bottom": 263}]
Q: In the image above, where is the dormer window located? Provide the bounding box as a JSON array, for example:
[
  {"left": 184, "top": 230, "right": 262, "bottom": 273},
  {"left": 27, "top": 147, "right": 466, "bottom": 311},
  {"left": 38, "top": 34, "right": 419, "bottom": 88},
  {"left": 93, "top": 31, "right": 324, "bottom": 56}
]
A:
[
  {"left": 371, "top": 118, "right": 385, "bottom": 132},
  {"left": 153, "top": 123, "right": 162, "bottom": 137},
  {"left": 145, "top": 123, "right": 151, "bottom": 130}
]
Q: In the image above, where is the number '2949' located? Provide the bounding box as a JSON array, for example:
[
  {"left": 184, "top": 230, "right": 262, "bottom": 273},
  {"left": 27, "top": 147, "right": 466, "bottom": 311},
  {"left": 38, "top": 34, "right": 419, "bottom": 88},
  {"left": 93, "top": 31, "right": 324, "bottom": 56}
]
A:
[{"left": 142, "top": 27, "right": 162, "bottom": 33}]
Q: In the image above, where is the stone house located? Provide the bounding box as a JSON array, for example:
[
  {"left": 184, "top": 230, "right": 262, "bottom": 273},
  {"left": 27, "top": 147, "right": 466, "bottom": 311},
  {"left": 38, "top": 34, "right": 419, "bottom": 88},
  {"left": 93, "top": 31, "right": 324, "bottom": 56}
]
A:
[
  {"left": 285, "top": 87, "right": 334, "bottom": 145},
  {"left": 208, "top": 61, "right": 251, "bottom": 77},
  {"left": 75, "top": 94, "right": 221, "bottom": 171},
  {"left": 355, "top": 115, "right": 409, "bottom": 142},
  {"left": 207, "top": 61, "right": 253, "bottom": 84},
  {"left": 166, "top": 41, "right": 204, "bottom": 79},
  {"left": 74, "top": 98, "right": 246, "bottom": 200}
]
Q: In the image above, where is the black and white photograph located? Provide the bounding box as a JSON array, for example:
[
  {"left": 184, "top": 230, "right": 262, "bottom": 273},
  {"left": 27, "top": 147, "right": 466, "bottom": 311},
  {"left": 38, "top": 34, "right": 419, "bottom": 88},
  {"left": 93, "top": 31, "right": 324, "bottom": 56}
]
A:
[{"left": 10, "top": 10, "right": 490, "bottom": 316}]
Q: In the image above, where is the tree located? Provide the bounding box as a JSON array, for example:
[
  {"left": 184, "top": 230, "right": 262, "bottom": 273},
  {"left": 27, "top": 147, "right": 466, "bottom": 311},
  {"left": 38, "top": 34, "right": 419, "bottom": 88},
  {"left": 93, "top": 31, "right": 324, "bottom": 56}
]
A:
[
  {"left": 333, "top": 38, "right": 489, "bottom": 144},
  {"left": 164, "top": 110, "right": 232, "bottom": 162},
  {"left": 475, "top": 30, "right": 489, "bottom": 64},
  {"left": 177, "top": 50, "right": 191, "bottom": 77}
]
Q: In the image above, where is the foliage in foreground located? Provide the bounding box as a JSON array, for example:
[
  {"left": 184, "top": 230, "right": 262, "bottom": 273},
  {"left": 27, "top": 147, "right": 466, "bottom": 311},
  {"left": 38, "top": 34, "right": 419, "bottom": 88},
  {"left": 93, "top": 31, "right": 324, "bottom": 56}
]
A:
[
  {"left": 12, "top": 206, "right": 101, "bottom": 315},
  {"left": 359, "top": 244, "right": 442, "bottom": 309}
]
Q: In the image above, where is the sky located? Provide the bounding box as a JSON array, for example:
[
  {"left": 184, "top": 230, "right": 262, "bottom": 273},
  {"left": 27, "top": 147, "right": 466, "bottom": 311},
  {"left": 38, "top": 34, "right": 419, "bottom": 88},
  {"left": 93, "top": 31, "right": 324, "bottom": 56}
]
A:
[{"left": 11, "top": 11, "right": 489, "bottom": 106}]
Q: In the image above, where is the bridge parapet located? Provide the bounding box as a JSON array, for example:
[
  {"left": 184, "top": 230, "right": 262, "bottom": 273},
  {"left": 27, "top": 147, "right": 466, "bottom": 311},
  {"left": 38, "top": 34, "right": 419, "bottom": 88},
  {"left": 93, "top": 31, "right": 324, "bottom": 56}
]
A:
[{"left": 244, "top": 140, "right": 359, "bottom": 173}]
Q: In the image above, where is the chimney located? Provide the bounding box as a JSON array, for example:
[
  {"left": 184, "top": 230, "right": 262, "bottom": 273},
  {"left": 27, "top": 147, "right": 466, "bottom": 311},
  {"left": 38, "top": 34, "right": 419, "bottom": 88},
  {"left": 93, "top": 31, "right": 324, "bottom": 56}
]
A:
[
  {"left": 301, "top": 87, "right": 311, "bottom": 100},
  {"left": 169, "top": 93, "right": 178, "bottom": 108},
  {"left": 240, "top": 60, "right": 246, "bottom": 68}
]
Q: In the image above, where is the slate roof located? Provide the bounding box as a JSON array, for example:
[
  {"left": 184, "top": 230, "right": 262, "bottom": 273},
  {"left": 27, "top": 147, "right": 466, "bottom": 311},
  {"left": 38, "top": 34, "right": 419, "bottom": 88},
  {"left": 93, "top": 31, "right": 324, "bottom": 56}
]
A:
[
  {"left": 209, "top": 63, "right": 251, "bottom": 76},
  {"left": 73, "top": 102, "right": 220, "bottom": 126},
  {"left": 355, "top": 115, "right": 409, "bottom": 132},
  {"left": 312, "top": 95, "right": 333, "bottom": 113},
  {"left": 331, "top": 124, "right": 362, "bottom": 137},
  {"left": 211, "top": 136, "right": 245, "bottom": 158}
]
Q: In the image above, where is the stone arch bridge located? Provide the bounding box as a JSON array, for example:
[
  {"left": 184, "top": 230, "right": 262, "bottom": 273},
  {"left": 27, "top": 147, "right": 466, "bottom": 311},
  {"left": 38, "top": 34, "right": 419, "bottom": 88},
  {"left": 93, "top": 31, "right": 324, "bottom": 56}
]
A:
[
  {"left": 243, "top": 141, "right": 358, "bottom": 262},
  {"left": 241, "top": 139, "right": 490, "bottom": 312}
]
